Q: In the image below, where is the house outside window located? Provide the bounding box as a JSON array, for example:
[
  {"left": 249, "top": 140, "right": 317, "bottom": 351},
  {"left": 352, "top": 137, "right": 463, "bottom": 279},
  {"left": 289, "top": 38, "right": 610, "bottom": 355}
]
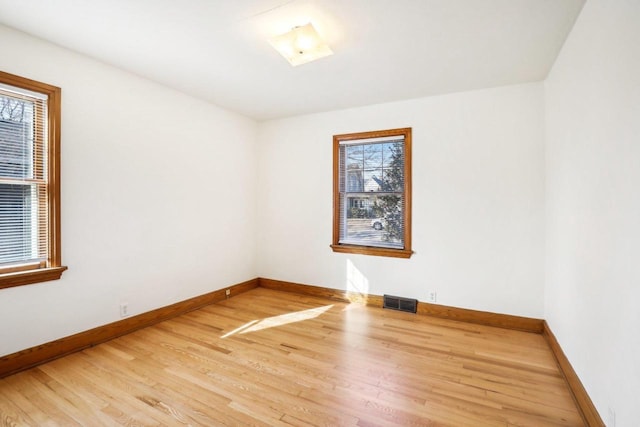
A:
[
  {"left": 0, "top": 71, "right": 66, "bottom": 289},
  {"left": 332, "top": 128, "right": 412, "bottom": 258}
]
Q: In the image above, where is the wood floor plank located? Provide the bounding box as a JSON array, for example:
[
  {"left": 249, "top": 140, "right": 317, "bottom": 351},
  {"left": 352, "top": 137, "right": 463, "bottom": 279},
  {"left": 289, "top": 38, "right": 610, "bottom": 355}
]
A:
[{"left": 0, "top": 287, "right": 583, "bottom": 426}]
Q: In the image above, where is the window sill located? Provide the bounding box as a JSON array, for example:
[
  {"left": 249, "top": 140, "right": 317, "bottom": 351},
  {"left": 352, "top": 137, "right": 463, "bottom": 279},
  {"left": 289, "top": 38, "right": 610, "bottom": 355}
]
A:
[
  {"left": 0, "top": 266, "right": 68, "bottom": 290},
  {"left": 331, "top": 244, "right": 413, "bottom": 259}
]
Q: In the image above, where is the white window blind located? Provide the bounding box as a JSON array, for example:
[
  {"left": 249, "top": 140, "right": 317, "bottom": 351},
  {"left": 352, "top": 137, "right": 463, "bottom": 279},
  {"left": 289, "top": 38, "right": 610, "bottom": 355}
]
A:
[{"left": 0, "top": 85, "right": 48, "bottom": 268}]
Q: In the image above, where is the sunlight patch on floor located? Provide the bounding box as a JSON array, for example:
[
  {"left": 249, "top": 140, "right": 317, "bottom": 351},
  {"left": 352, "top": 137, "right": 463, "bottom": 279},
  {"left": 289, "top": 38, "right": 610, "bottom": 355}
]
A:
[{"left": 221, "top": 305, "right": 334, "bottom": 338}]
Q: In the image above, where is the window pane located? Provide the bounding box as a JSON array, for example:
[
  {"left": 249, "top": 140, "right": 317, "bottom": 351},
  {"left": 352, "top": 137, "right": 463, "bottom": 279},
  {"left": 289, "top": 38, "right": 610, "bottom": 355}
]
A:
[
  {"left": 363, "top": 144, "right": 382, "bottom": 169},
  {"left": 346, "top": 166, "right": 363, "bottom": 192},
  {"left": 363, "top": 170, "right": 383, "bottom": 192},
  {"left": 347, "top": 141, "right": 404, "bottom": 193},
  {"left": 0, "top": 183, "right": 37, "bottom": 264},
  {"left": 382, "top": 142, "right": 404, "bottom": 191},
  {"left": 339, "top": 194, "right": 404, "bottom": 249},
  {"left": 0, "top": 96, "right": 34, "bottom": 179},
  {"left": 345, "top": 145, "right": 363, "bottom": 167}
]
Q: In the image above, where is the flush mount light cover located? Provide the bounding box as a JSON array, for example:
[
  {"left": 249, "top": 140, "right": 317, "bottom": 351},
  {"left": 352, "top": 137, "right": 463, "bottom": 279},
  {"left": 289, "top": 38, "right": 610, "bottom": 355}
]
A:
[{"left": 268, "top": 23, "right": 333, "bottom": 66}]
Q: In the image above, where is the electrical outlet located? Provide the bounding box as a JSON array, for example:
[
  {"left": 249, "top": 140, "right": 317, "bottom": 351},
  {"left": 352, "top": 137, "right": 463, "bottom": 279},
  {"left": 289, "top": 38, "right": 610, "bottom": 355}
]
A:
[
  {"left": 225, "top": 289, "right": 231, "bottom": 297},
  {"left": 120, "top": 302, "right": 129, "bottom": 318},
  {"left": 427, "top": 291, "right": 437, "bottom": 303}
]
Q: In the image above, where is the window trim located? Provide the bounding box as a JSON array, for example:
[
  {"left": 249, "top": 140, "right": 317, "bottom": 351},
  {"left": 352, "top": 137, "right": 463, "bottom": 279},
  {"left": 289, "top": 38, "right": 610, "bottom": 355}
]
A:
[
  {"left": 0, "top": 70, "right": 67, "bottom": 289},
  {"left": 331, "top": 127, "right": 413, "bottom": 259}
]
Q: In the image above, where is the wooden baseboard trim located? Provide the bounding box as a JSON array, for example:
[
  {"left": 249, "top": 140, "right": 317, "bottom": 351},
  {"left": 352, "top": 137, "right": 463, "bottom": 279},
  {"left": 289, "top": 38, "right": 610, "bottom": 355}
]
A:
[
  {"left": 258, "top": 278, "right": 543, "bottom": 333},
  {"left": 3, "top": 276, "right": 602, "bottom": 426},
  {"left": 543, "top": 321, "right": 604, "bottom": 426},
  {"left": 258, "top": 277, "right": 383, "bottom": 306},
  {"left": 0, "top": 278, "right": 259, "bottom": 379},
  {"left": 417, "top": 302, "right": 543, "bottom": 333}
]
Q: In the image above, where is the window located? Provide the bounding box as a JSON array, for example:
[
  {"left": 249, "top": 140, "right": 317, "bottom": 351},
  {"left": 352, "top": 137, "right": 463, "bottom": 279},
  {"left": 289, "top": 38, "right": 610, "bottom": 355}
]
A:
[
  {"left": 332, "top": 127, "right": 412, "bottom": 258},
  {"left": 0, "top": 71, "right": 66, "bottom": 289}
]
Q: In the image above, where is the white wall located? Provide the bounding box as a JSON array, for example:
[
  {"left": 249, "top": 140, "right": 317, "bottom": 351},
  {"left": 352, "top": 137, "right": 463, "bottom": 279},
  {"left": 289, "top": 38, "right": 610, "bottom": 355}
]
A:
[
  {"left": 0, "top": 25, "right": 258, "bottom": 357},
  {"left": 545, "top": 1, "right": 640, "bottom": 425},
  {"left": 4, "top": 5, "right": 635, "bottom": 422},
  {"left": 257, "top": 83, "right": 545, "bottom": 318}
]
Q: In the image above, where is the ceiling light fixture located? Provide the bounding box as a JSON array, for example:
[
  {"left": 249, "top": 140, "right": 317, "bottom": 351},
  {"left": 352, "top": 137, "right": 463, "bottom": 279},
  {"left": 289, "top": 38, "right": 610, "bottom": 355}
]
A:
[{"left": 268, "top": 23, "right": 333, "bottom": 67}]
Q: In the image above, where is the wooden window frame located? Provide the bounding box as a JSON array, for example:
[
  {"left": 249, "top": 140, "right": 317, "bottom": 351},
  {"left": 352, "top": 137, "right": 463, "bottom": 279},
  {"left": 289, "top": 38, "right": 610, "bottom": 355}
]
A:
[
  {"left": 0, "top": 71, "right": 67, "bottom": 289},
  {"left": 331, "top": 127, "right": 413, "bottom": 259}
]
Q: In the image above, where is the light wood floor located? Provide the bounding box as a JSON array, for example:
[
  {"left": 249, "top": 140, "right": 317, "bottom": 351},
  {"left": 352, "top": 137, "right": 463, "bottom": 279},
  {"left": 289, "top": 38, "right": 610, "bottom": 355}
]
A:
[{"left": 0, "top": 287, "right": 583, "bottom": 426}]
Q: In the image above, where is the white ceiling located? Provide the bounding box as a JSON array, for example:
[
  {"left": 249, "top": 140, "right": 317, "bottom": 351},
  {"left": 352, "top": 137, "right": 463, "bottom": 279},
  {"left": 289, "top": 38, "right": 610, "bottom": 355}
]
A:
[{"left": 0, "top": 0, "right": 584, "bottom": 121}]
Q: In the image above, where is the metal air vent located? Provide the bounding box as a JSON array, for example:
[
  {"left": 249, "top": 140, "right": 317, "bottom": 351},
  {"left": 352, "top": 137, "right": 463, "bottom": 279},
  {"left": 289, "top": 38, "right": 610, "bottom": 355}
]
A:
[{"left": 383, "top": 294, "right": 418, "bottom": 313}]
